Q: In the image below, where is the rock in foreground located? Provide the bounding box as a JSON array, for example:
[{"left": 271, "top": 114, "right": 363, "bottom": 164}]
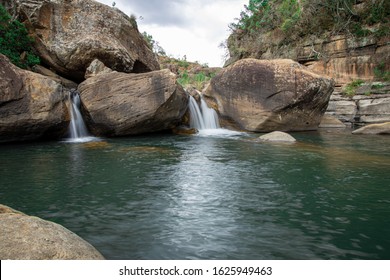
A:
[
  {"left": 205, "top": 59, "right": 334, "bottom": 132},
  {"left": 79, "top": 69, "right": 188, "bottom": 136},
  {"left": 0, "top": 204, "right": 104, "bottom": 260}
]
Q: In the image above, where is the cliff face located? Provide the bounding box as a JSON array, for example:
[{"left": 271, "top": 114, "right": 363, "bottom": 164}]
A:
[{"left": 226, "top": 0, "right": 389, "bottom": 86}]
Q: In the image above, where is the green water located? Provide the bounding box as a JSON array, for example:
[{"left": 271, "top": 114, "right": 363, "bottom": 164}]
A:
[{"left": 1, "top": 130, "right": 390, "bottom": 259}]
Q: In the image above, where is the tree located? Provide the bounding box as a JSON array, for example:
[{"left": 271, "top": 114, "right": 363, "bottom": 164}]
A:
[{"left": 0, "top": 4, "right": 39, "bottom": 68}]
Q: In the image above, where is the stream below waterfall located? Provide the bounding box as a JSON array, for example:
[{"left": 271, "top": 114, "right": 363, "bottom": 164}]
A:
[{"left": 1, "top": 130, "right": 390, "bottom": 259}]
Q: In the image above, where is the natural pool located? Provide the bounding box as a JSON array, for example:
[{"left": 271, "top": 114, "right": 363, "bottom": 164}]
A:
[{"left": 1, "top": 129, "right": 389, "bottom": 259}]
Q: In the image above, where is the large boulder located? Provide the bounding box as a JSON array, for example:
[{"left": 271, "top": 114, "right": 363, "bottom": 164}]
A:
[
  {"left": 204, "top": 59, "right": 334, "bottom": 132},
  {"left": 78, "top": 69, "right": 189, "bottom": 136},
  {"left": 0, "top": 54, "right": 69, "bottom": 143},
  {"left": 0, "top": 204, "right": 104, "bottom": 260},
  {"left": 10, "top": 0, "right": 159, "bottom": 81}
]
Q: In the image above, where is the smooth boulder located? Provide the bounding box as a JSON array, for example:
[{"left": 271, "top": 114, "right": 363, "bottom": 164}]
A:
[
  {"left": 0, "top": 54, "right": 69, "bottom": 143},
  {"left": 352, "top": 122, "right": 390, "bottom": 135},
  {"left": 258, "top": 131, "right": 297, "bottom": 142},
  {"left": 11, "top": 0, "right": 159, "bottom": 81},
  {"left": 0, "top": 204, "right": 104, "bottom": 260},
  {"left": 78, "top": 69, "right": 189, "bottom": 136},
  {"left": 204, "top": 59, "right": 334, "bottom": 132}
]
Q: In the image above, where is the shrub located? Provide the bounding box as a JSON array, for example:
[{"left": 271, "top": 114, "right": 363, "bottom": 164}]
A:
[{"left": 0, "top": 4, "right": 40, "bottom": 68}]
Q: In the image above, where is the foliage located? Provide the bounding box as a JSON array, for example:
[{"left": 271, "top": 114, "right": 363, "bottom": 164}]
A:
[
  {"left": 0, "top": 4, "right": 40, "bottom": 68},
  {"left": 177, "top": 71, "right": 216, "bottom": 91},
  {"left": 229, "top": 0, "right": 389, "bottom": 37},
  {"left": 142, "top": 31, "right": 166, "bottom": 55},
  {"left": 374, "top": 63, "right": 390, "bottom": 82},
  {"left": 343, "top": 79, "right": 365, "bottom": 96}
]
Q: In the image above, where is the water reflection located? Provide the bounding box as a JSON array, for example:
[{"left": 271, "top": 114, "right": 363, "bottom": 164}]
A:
[{"left": 0, "top": 132, "right": 389, "bottom": 259}]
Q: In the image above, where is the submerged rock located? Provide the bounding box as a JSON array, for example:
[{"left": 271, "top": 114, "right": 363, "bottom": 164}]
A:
[
  {"left": 0, "top": 54, "right": 69, "bottom": 143},
  {"left": 204, "top": 59, "right": 334, "bottom": 132},
  {"left": 11, "top": 0, "right": 159, "bottom": 81},
  {"left": 352, "top": 122, "right": 390, "bottom": 135},
  {"left": 78, "top": 69, "right": 189, "bottom": 136},
  {"left": 258, "top": 131, "right": 297, "bottom": 142},
  {"left": 0, "top": 204, "right": 104, "bottom": 260}
]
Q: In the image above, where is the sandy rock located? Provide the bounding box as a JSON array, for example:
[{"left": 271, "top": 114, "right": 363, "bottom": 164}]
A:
[
  {"left": 258, "top": 131, "right": 297, "bottom": 142},
  {"left": 0, "top": 204, "right": 104, "bottom": 260},
  {"left": 0, "top": 54, "right": 69, "bottom": 143},
  {"left": 12, "top": 0, "right": 159, "bottom": 81},
  {"left": 78, "top": 69, "right": 188, "bottom": 136},
  {"left": 205, "top": 59, "right": 334, "bottom": 132},
  {"left": 352, "top": 122, "right": 390, "bottom": 135}
]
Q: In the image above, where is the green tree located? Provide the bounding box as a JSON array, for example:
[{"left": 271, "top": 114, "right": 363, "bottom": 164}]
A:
[{"left": 0, "top": 4, "right": 40, "bottom": 68}]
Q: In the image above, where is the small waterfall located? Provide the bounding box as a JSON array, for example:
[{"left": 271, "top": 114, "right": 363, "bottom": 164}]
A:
[
  {"left": 188, "top": 95, "right": 220, "bottom": 130},
  {"left": 66, "top": 90, "right": 93, "bottom": 142}
]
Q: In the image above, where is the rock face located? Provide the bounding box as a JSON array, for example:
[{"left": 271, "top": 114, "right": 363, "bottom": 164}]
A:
[
  {"left": 327, "top": 91, "right": 390, "bottom": 126},
  {"left": 78, "top": 69, "right": 189, "bottom": 136},
  {"left": 0, "top": 54, "right": 69, "bottom": 143},
  {"left": 11, "top": 0, "right": 159, "bottom": 81},
  {"left": 258, "top": 131, "right": 296, "bottom": 142},
  {"left": 204, "top": 59, "right": 334, "bottom": 132},
  {"left": 0, "top": 204, "right": 104, "bottom": 260},
  {"left": 352, "top": 122, "right": 390, "bottom": 135}
]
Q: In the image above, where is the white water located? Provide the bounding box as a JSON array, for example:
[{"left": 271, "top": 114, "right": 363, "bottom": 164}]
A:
[
  {"left": 188, "top": 95, "right": 245, "bottom": 138},
  {"left": 65, "top": 91, "right": 97, "bottom": 143},
  {"left": 189, "top": 96, "right": 220, "bottom": 130}
]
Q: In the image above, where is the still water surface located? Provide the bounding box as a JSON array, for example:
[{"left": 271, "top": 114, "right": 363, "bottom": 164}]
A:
[{"left": 1, "top": 130, "right": 389, "bottom": 259}]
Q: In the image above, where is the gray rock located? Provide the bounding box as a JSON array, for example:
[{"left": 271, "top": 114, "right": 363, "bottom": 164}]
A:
[
  {"left": 79, "top": 69, "right": 189, "bottom": 136},
  {"left": 204, "top": 59, "right": 334, "bottom": 132},
  {"left": 0, "top": 204, "right": 104, "bottom": 260},
  {"left": 0, "top": 54, "right": 69, "bottom": 143},
  {"left": 11, "top": 0, "right": 160, "bottom": 81}
]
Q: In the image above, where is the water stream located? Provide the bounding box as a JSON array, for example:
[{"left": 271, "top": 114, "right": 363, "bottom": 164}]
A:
[{"left": 66, "top": 90, "right": 97, "bottom": 143}]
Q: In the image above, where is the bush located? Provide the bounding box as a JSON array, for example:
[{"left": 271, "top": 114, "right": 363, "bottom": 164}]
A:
[{"left": 0, "top": 4, "right": 40, "bottom": 68}]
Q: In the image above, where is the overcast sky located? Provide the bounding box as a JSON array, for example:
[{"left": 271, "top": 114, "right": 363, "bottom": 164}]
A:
[{"left": 96, "top": 0, "right": 247, "bottom": 67}]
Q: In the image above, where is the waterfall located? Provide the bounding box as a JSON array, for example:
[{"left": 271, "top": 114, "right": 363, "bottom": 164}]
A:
[
  {"left": 66, "top": 90, "right": 94, "bottom": 142},
  {"left": 188, "top": 96, "right": 220, "bottom": 130}
]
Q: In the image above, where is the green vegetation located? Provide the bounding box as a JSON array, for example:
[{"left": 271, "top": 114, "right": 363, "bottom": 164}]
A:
[
  {"left": 0, "top": 4, "right": 40, "bottom": 68},
  {"left": 374, "top": 62, "right": 390, "bottom": 82},
  {"left": 142, "top": 31, "right": 166, "bottom": 55},
  {"left": 230, "top": 0, "right": 390, "bottom": 37},
  {"left": 343, "top": 79, "right": 365, "bottom": 96}
]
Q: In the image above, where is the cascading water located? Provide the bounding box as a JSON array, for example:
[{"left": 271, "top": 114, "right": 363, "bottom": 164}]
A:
[
  {"left": 66, "top": 90, "right": 95, "bottom": 142},
  {"left": 189, "top": 96, "right": 220, "bottom": 130}
]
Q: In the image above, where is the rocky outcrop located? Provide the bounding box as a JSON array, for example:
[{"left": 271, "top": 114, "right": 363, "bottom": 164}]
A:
[
  {"left": 299, "top": 35, "right": 389, "bottom": 86},
  {"left": 226, "top": 1, "right": 389, "bottom": 87},
  {"left": 258, "top": 131, "right": 296, "bottom": 142},
  {"left": 10, "top": 0, "right": 159, "bottom": 81},
  {"left": 0, "top": 54, "right": 69, "bottom": 143},
  {"left": 352, "top": 122, "right": 390, "bottom": 135},
  {"left": 78, "top": 69, "right": 188, "bottom": 136},
  {"left": 327, "top": 89, "right": 390, "bottom": 125},
  {"left": 204, "top": 58, "right": 334, "bottom": 132},
  {"left": 0, "top": 204, "right": 104, "bottom": 260}
]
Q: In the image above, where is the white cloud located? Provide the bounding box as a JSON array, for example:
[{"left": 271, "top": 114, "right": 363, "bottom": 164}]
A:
[{"left": 96, "top": 0, "right": 247, "bottom": 67}]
